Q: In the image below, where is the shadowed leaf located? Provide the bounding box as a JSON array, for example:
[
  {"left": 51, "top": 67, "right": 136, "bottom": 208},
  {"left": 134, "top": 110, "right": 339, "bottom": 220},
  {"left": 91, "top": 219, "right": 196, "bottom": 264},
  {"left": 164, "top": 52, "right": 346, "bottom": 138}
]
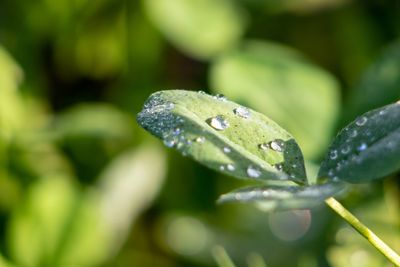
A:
[
  {"left": 218, "top": 182, "right": 345, "bottom": 211},
  {"left": 319, "top": 102, "right": 400, "bottom": 183}
]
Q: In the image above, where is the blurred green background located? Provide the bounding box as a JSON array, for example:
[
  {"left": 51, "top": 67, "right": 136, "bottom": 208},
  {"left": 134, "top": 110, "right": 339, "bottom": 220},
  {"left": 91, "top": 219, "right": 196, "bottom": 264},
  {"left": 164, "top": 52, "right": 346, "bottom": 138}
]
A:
[{"left": 0, "top": 0, "right": 399, "bottom": 266}]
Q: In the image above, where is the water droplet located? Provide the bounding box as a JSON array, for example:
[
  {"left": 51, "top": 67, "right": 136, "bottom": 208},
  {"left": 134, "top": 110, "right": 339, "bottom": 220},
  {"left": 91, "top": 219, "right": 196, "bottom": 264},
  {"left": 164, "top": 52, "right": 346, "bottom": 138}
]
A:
[
  {"left": 349, "top": 129, "right": 358, "bottom": 138},
  {"left": 270, "top": 140, "right": 284, "bottom": 152},
  {"left": 292, "top": 164, "right": 297, "bottom": 168},
  {"left": 357, "top": 143, "right": 368, "bottom": 151},
  {"left": 356, "top": 116, "right": 367, "bottom": 126},
  {"left": 219, "top": 165, "right": 225, "bottom": 171},
  {"left": 208, "top": 115, "right": 230, "bottom": 131},
  {"left": 166, "top": 102, "right": 175, "bottom": 110},
  {"left": 247, "top": 166, "right": 261, "bottom": 178},
  {"left": 379, "top": 109, "right": 387, "bottom": 115},
  {"left": 198, "top": 90, "right": 207, "bottom": 95},
  {"left": 258, "top": 143, "right": 269, "bottom": 150},
  {"left": 330, "top": 150, "right": 338, "bottom": 160},
  {"left": 226, "top": 164, "right": 235, "bottom": 171},
  {"left": 163, "top": 138, "right": 176, "bottom": 148},
  {"left": 274, "top": 163, "right": 283, "bottom": 171},
  {"left": 233, "top": 106, "right": 251, "bottom": 119},
  {"left": 195, "top": 136, "right": 205, "bottom": 143},
  {"left": 341, "top": 145, "right": 351, "bottom": 154},
  {"left": 172, "top": 127, "right": 182, "bottom": 135},
  {"left": 328, "top": 169, "right": 334, "bottom": 177},
  {"left": 213, "top": 94, "right": 227, "bottom": 101},
  {"left": 223, "top": 147, "right": 231, "bottom": 153}
]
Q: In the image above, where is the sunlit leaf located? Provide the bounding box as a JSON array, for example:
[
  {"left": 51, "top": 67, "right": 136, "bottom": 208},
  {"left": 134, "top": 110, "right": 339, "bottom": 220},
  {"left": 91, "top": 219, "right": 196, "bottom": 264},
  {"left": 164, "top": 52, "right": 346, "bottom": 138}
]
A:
[
  {"left": 137, "top": 90, "right": 307, "bottom": 183},
  {"left": 217, "top": 182, "right": 345, "bottom": 211},
  {"left": 7, "top": 177, "right": 110, "bottom": 267},
  {"left": 319, "top": 102, "right": 400, "bottom": 183},
  {"left": 346, "top": 41, "right": 400, "bottom": 119},
  {"left": 210, "top": 41, "right": 340, "bottom": 159},
  {"left": 98, "top": 144, "right": 167, "bottom": 253},
  {"left": 143, "top": 0, "right": 247, "bottom": 59}
]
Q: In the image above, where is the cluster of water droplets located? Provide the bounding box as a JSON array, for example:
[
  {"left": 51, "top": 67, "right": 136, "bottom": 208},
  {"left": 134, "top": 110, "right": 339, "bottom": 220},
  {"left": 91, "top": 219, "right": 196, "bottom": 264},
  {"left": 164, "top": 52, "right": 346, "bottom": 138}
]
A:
[{"left": 325, "top": 113, "right": 379, "bottom": 180}]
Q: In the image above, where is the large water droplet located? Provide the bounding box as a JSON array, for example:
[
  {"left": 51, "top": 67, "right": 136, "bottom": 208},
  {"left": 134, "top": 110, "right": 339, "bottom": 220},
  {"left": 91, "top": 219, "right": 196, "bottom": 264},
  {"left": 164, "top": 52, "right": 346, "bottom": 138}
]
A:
[
  {"left": 270, "top": 140, "right": 284, "bottom": 152},
  {"left": 356, "top": 116, "right": 368, "bottom": 126},
  {"left": 330, "top": 150, "right": 338, "bottom": 160},
  {"left": 233, "top": 106, "right": 251, "bottom": 119},
  {"left": 247, "top": 166, "right": 261, "bottom": 178},
  {"left": 208, "top": 115, "right": 230, "bottom": 131},
  {"left": 223, "top": 147, "right": 231, "bottom": 153},
  {"left": 357, "top": 143, "right": 368, "bottom": 151}
]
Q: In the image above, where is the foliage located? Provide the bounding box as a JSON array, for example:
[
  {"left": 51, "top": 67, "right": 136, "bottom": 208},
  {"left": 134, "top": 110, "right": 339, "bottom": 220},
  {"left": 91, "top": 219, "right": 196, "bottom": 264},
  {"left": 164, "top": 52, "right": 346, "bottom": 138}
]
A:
[{"left": 0, "top": 0, "right": 399, "bottom": 266}]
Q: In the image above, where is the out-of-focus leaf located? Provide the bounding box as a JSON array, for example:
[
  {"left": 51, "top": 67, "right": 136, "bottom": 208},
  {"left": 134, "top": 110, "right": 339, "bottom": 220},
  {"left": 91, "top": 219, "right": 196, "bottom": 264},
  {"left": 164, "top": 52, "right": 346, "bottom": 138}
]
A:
[
  {"left": 0, "top": 45, "right": 25, "bottom": 138},
  {"left": 319, "top": 102, "right": 400, "bottom": 183},
  {"left": 346, "top": 41, "right": 400, "bottom": 119},
  {"left": 54, "top": 14, "right": 126, "bottom": 79},
  {"left": 217, "top": 182, "right": 345, "bottom": 211},
  {"left": 0, "top": 253, "right": 18, "bottom": 267},
  {"left": 7, "top": 177, "right": 110, "bottom": 267},
  {"left": 210, "top": 41, "right": 340, "bottom": 159},
  {"left": 98, "top": 144, "right": 167, "bottom": 253},
  {"left": 52, "top": 103, "right": 135, "bottom": 182},
  {"left": 143, "top": 0, "right": 247, "bottom": 60},
  {"left": 53, "top": 103, "right": 134, "bottom": 141},
  {"left": 137, "top": 90, "right": 307, "bottom": 184}
]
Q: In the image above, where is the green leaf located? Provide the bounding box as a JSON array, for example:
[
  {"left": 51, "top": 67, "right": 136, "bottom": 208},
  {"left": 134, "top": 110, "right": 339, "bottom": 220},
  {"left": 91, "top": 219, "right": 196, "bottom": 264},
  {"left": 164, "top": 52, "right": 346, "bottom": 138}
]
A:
[
  {"left": 97, "top": 144, "right": 167, "bottom": 252},
  {"left": 7, "top": 177, "right": 110, "bottom": 267},
  {"left": 143, "top": 0, "right": 247, "bottom": 60},
  {"left": 210, "top": 41, "right": 340, "bottom": 159},
  {"left": 346, "top": 41, "right": 400, "bottom": 120},
  {"left": 217, "top": 182, "right": 345, "bottom": 211},
  {"left": 53, "top": 104, "right": 134, "bottom": 141},
  {"left": 137, "top": 90, "right": 307, "bottom": 184},
  {"left": 318, "top": 102, "right": 400, "bottom": 183}
]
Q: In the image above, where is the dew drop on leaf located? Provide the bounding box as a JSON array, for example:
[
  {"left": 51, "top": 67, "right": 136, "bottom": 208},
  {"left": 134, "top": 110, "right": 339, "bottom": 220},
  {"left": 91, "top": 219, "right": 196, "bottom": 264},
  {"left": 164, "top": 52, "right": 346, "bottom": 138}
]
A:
[
  {"left": 341, "top": 145, "right": 350, "bottom": 154},
  {"left": 233, "top": 106, "right": 251, "bottom": 119},
  {"left": 270, "top": 140, "right": 284, "bottom": 152},
  {"left": 195, "top": 136, "right": 205, "bottom": 143},
  {"left": 163, "top": 138, "right": 176, "bottom": 148},
  {"left": 223, "top": 147, "right": 231, "bottom": 153},
  {"left": 357, "top": 143, "right": 368, "bottom": 151},
  {"left": 247, "top": 165, "right": 261, "bottom": 178},
  {"left": 330, "top": 150, "right": 338, "bottom": 159},
  {"left": 227, "top": 164, "right": 235, "bottom": 171},
  {"left": 208, "top": 115, "right": 230, "bottom": 130},
  {"left": 356, "top": 116, "right": 368, "bottom": 126},
  {"left": 274, "top": 163, "right": 283, "bottom": 171},
  {"left": 258, "top": 143, "right": 269, "bottom": 150},
  {"left": 213, "top": 94, "right": 227, "bottom": 101}
]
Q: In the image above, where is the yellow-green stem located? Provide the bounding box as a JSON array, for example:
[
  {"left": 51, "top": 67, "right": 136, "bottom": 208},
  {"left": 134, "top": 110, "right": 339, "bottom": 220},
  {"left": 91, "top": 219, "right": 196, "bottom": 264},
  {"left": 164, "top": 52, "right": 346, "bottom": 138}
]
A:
[{"left": 325, "top": 197, "right": 400, "bottom": 266}]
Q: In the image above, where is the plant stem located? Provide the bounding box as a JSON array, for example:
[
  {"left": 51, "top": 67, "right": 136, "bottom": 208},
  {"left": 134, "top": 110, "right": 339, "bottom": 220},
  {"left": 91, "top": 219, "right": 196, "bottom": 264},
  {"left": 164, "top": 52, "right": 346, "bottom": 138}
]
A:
[{"left": 325, "top": 197, "right": 400, "bottom": 266}]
